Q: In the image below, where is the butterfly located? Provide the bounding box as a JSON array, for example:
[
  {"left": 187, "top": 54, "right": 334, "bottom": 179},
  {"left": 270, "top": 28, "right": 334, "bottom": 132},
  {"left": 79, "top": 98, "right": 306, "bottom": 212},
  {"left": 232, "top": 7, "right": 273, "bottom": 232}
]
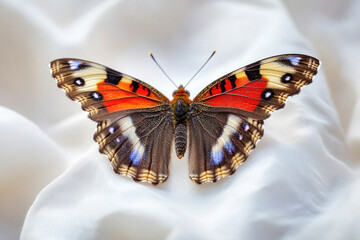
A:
[{"left": 50, "top": 53, "right": 320, "bottom": 185}]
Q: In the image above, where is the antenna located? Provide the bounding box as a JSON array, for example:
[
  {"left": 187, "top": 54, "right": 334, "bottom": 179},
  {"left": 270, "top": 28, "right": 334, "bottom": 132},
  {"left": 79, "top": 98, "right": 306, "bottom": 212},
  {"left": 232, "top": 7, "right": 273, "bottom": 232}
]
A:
[
  {"left": 149, "top": 52, "right": 178, "bottom": 88},
  {"left": 184, "top": 50, "right": 216, "bottom": 88}
]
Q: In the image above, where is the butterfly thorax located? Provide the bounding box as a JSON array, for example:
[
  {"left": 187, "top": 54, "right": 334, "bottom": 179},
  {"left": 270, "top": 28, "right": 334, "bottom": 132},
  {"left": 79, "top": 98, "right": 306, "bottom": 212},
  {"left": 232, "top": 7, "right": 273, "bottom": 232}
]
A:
[
  {"left": 171, "top": 86, "right": 192, "bottom": 158},
  {"left": 171, "top": 85, "right": 192, "bottom": 121}
]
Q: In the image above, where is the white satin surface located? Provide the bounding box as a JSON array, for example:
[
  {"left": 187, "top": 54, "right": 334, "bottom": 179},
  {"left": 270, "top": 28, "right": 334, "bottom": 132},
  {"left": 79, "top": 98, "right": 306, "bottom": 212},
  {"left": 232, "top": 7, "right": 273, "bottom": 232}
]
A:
[{"left": 0, "top": 0, "right": 359, "bottom": 239}]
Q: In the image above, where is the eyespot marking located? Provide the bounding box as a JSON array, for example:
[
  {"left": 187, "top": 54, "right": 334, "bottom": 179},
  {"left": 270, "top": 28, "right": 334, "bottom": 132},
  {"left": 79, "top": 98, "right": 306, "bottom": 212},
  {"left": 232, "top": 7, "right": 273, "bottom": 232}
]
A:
[
  {"left": 261, "top": 89, "right": 274, "bottom": 100},
  {"left": 74, "top": 77, "right": 85, "bottom": 86},
  {"left": 91, "top": 92, "right": 103, "bottom": 101},
  {"left": 281, "top": 73, "right": 293, "bottom": 83}
]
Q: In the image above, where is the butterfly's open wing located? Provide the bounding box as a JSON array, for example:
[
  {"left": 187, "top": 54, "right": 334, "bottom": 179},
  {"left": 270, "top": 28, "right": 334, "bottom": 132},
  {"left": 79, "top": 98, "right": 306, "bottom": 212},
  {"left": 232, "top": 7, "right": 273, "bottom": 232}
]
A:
[
  {"left": 50, "top": 59, "right": 174, "bottom": 184},
  {"left": 188, "top": 54, "right": 320, "bottom": 183}
]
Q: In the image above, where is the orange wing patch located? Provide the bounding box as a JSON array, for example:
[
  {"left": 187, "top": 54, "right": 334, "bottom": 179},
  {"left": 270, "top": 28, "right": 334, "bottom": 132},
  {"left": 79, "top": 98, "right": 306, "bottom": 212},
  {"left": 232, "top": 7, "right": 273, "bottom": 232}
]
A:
[
  {"left": 97, "top": 78, "right": 163, "bottom": 113},
  {"left": 196, "top": 76, "right": 268, "bottom": 111}
]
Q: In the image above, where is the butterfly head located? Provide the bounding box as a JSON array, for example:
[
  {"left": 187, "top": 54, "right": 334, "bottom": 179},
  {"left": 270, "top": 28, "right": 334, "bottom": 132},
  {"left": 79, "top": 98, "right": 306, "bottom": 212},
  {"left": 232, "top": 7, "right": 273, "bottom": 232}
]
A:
[{"left": 172, "top": 85, "right": 190, "bottom": 97}]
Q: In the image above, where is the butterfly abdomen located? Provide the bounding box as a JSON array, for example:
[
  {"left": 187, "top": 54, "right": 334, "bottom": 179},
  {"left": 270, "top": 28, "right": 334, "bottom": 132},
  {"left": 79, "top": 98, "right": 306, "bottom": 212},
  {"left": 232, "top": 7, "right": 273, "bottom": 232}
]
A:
[{"left": 174, "top": 122, "right": 187, "bottom": 158}]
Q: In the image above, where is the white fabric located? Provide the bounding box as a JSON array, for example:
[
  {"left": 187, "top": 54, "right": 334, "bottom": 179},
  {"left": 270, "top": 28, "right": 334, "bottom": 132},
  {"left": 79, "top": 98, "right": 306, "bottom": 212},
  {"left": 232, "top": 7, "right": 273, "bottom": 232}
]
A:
[{"left": 0, "top": 0, "right": 359, "bottom": 239}]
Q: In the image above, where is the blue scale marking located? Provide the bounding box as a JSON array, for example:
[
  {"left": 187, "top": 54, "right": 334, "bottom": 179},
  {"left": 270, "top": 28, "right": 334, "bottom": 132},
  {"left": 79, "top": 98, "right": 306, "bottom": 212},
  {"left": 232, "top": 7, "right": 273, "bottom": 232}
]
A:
[
  {"left": 225, "top": 141, "right": 235, "bottom": 154},
  {"left": 69, "top": 60, "right": 82, "bottom": 70},
  {"left": 130, "top": 149, "right": 142, "bottom": 165},
  {"left": 211, "top": 149, "right": 224, "bottom": 166},
  {"left": 288, "top": 56, "right": 301, "bottom": 66}
]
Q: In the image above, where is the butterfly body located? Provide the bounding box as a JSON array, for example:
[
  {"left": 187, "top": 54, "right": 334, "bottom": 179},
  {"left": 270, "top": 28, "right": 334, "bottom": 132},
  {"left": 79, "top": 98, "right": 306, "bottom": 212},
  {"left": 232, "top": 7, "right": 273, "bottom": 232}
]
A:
[
  {"left": 50, "top": 54, "right": 320, "bottom": 185},
  {"left": 170, "top": 85, "right": 192, "bottom": 158}
]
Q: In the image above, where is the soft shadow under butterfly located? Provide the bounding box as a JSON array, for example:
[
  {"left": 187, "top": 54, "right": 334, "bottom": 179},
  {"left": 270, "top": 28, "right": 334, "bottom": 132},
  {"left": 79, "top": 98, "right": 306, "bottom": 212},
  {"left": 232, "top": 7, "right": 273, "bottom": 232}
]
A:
[{"left": 50, "top": 52, "right": 319, "bottom": 185}]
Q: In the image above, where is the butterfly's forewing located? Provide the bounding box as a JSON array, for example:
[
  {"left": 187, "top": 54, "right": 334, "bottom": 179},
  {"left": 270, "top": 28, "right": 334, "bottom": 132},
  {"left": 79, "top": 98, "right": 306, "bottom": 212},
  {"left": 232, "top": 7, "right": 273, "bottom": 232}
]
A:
[
  {"left": 50, "top": 59, "right": 169, "bottom": 121},
  {"left": 194, "top": 54, "right": 320, "bottom": 119},
  {"left": 50, "top": 59, "right": 174, "bottom": 184},
  {"left": 189, "top": 54, "right": 320, "bottom": 183}
]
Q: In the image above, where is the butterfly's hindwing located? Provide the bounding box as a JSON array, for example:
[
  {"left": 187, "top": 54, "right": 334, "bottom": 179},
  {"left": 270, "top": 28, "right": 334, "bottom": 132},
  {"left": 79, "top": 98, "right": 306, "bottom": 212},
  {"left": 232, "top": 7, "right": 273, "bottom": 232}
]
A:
[
  {"left": 194, "top": 54, "right": 320, "bottom": 119},
  {"left": 188, "top": 104, "right": 263, "bottom": 184},
  {"left": 50, "top": 59, "right": 169, "bottom": 121},
  {"left": 94, "top": 108, "right": 174, "bottom": 184}
]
